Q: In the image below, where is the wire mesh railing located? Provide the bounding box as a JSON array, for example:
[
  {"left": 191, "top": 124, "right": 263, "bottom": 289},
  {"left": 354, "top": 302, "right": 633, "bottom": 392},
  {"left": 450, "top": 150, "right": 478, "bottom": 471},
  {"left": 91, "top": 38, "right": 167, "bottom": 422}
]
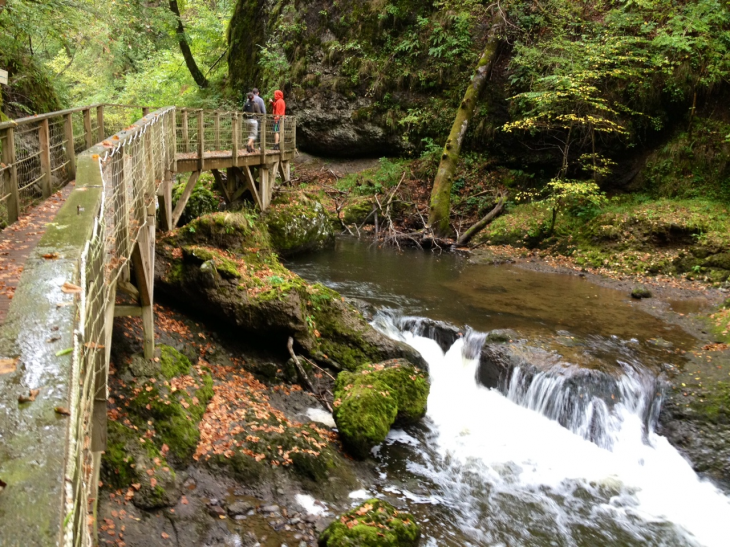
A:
[{"left": 62, "top": 107, "right": 175, "bottom": 547}]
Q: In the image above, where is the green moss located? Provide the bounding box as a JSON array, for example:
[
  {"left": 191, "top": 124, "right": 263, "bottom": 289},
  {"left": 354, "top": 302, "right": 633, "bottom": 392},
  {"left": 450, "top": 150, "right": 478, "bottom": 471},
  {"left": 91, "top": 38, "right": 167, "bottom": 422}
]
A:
[
  {"left": 691, "top": 381, "right": 730, "bottom": 424},
  {"left": 319, "top": 499, "right": 420, "bottom": 547},
  {"left": 159, "top": 345, "right": 192, "bottom": 379},
  {"left": 182, "top": 245, "right": 241, "bottom": 279},
  {"left": 101, "top": 422, "right": 139, "bottom": 489},
  {"left": 264, "top": 193, "right": 335, "bottom": 256},
  {"left": 333, "top": 359, "right": 429, "bottom": 459},
  {"left": 342, "top": 199, "right": 375, "bottom": 225}
]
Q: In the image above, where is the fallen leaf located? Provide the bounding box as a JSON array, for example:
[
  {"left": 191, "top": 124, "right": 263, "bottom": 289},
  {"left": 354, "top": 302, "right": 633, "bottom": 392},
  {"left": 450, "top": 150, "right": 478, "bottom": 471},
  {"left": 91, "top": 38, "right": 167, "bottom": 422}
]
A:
[
  {"left": 150, "top": 477, "right": 157, "bottom": 488},
  {"left": 55, "top": 406, "right": 71, "bottom": 416},
  {"left": 0, "top": 358, "right": 18, "bottom": 375},
  {"left": 131, "top": 483, "right": 141, "bottom": 491},
  {"left": 61, "top": 282, "right": 82, "bottom": 294},
  {"left": 42, "top": 253, "right": 59, "bottom": 260},
  {"left": 84, "top": 342, "right": 105, "bottom": 349},
  {"left": 161, "top": 532, "right": 169, "bottom": 539},
  {"left": 18, "top": 389, "right": 40, "bottom": 403}
]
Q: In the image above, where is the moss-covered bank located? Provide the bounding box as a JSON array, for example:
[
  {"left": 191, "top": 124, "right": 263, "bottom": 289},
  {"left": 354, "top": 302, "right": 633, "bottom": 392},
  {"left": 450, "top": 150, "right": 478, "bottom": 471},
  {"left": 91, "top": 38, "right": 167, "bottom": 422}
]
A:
[{"left": 155, "top": 211, "right": 424, "bottom": 371}]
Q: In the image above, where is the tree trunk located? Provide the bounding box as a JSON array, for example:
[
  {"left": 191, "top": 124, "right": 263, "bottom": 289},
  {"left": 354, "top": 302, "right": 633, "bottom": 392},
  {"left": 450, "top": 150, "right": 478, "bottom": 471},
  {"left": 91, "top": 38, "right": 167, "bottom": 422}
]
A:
[
  {"left": 428, "top": 23, "right": 501, "bottom": 237},
  {"left": 455, "top": 190, "right": 507, "bottom": 246},
  {"left": 169, "top": 1, "right": 209, "bottom": 88}
]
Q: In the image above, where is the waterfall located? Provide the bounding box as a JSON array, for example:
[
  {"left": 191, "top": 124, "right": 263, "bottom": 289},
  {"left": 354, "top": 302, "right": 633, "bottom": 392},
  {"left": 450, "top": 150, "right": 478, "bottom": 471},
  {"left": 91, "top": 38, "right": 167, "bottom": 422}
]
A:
[{"left": 371, "top": 311, "right": 730, "bottom": 547}]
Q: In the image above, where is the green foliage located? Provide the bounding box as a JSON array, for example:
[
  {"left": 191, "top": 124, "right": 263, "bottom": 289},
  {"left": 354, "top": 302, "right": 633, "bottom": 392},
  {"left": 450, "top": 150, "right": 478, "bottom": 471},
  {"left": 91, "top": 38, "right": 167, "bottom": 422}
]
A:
[
  {"left": 336, "top": 158, "right": 406, "bottom": 195},
  {"left": 320, "top": 499, "right": 420, "bottom": 547},
  {"left": 172, "top": 173, "right": 222, "bottom": 226}
]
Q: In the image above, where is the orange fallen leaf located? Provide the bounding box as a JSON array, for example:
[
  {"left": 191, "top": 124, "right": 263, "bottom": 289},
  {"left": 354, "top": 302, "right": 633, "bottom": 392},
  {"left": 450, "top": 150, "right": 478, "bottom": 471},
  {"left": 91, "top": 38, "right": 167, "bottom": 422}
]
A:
[
  {"left": 54, "top": 406, "right": 71, "bottom": 416},
  {"left": 150, "top": 477, "right": 157, "bottom": 488},
  {"left": 0, "top": 357, "right": 18, "bottom": 375},
  {"left": 61, "top": 282, "right": 82, "bottom": 294},
  {"left": 42, "top": 253, "right": 59, "bottom": 260},
  {"left": 161, "top": 532, "right": 169, "bottom": 539},
  {"left": 18, "top": 388, "right": 40, "bottom": 403}
]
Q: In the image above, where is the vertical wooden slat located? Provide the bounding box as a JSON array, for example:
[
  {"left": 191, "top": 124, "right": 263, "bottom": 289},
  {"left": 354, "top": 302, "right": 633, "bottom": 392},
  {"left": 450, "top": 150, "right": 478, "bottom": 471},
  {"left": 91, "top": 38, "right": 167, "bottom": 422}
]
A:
[
  {"left": 142, "top": 107, "right": 150, "bottom": 116},
  {"left": 1, "top": 127, "right": 19, "bottom": 223},
  {"left": 260, "top": 114, "right": 267, "bottom": 163},
  {"left": 280, "top": 116, "right": 286, "bottom": 157},
  {"left": 214, "top": 111, "right": 220, "bottom": 151},
  {"left": 96, "top": 105, "right": 105, "bottom": 142},
  {"left": 63, "top": 113, "right": 76, "bottom": 179},
  {"left": 38, "top": 119, "right": 52, "bottom": 198},
  {"left": 181, "top": 108, "right": 189, "bottom": 153},
  {"left": 197, "top": 110, "right": 204, "bottom": 172},
  {"left": 83, "top": 109, "right": 93, "bottom": 148},
  {"left": 232, "top": 113, "right": 238, "bottom": 167}
]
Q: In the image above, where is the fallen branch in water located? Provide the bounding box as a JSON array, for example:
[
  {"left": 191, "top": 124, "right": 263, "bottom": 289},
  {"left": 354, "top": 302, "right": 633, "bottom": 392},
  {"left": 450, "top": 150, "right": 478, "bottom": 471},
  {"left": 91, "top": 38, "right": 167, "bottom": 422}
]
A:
[{"left": 287, "top": 337, "right": 333, "bottom": 413}]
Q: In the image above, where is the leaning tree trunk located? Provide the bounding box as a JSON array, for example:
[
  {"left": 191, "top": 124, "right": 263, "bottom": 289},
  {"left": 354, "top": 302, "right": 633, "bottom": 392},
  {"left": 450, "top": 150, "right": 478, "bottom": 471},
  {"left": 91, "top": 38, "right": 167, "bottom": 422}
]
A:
[
  {"left": 169, "top": 1, "right": 209, "bottom": 88},
  {"left": 428, "top": 24, "right": 501, "bottom": 238},
  {"left": 455, "top": 190, "right": 506, "bottom": 246}
]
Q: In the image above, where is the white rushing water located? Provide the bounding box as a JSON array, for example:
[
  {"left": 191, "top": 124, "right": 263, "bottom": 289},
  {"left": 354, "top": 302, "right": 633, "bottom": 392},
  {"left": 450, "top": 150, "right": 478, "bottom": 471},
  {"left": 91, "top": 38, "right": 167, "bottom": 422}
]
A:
[{"left": 375, "top": 318, "right": 730, "bottom": 547}]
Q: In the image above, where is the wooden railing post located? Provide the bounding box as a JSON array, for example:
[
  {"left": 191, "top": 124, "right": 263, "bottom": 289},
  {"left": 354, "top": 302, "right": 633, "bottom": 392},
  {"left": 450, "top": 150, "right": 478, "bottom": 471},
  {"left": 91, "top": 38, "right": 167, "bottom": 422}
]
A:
[
  {"left": 232, "top": 112, "right": 238, "bottom": 167},
  {"left": 1, "top": 127, "right": 20, "bottom": 222},
  {"left": 214, "top": 111, "right": 220, "bottom": 151},
  {"left": 83, "top": 108, "right": 93, "bottom": 149},
  {"left": 171, "top": 109, "right": 178, "bottom": 173},
  {"left": 96, "top": 105, "right": 105, "bottom": 142},
  {"left": 197, "top": 110, "right": 205, "bottom": 172},
  {"left": 142, "top": 107, "right": 150, "bottom": 117},
  {"left": 292, "top": 117, "right": 297, "bottom": 150},
  {"left": 63, "top": 113, "right": 76, "bottom": 179},
  {"left": 181, "top": 108, "right": 189, "bottom": 153},
  {"left": 280, "top": 116, "right": 286, "bottom": 157},
  {"left": 38, "top": 119, "right": 52, "bottom": 198},
  {"left": 260, "top": 114, "right": 267, "bottom": 163}
]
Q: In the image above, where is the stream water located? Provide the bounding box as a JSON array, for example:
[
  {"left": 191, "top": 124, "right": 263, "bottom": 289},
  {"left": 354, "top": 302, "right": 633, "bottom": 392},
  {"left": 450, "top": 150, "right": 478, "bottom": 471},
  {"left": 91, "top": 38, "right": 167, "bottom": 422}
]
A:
[{"left": 286, "top": 238, "right": 730, "bottom": 546}]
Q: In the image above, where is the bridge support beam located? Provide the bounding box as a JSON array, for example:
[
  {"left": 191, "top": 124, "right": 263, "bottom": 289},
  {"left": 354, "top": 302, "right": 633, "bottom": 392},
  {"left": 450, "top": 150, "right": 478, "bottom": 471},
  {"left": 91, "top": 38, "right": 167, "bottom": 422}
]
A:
[
  {"left": 171, "top": 171, "right": 200, "bottom": 228},
  {"left": 158, "top": 170, "right": 174, "bottom": 232}
]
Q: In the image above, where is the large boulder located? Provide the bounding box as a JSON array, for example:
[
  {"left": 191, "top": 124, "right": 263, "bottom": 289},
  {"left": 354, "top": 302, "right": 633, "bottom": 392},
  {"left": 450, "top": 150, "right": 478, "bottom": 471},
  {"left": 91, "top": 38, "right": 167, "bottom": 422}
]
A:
[
  {"left": 265, "top": 192, "right": 335, "bottom": 256},
  {"left": 319, "top": 499, "right": 420, "bottom": 547},
  {"left": 333, "top": 359, "right": 429, "bottom": 459},
  {"left": 155, "top": 212, "right": 425, "bottom": 371}
]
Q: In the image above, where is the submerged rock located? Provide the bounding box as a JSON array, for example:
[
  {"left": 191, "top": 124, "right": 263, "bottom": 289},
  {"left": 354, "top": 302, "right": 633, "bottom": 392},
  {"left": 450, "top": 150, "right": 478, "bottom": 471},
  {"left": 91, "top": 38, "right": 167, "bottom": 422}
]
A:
[
  {"left": 319, "top": 498, "right": 420, "bottom": 547},
  {"left": 333, "top": 359, "right": 429, "bottom": 459},
  {"left": 631, "top": 286, "right": 653, "bottom": 299},
  {"left": 265, "top": 192, "right": 335, "bottom": 256},
  {"left": 155, "top": 211, "right": 424, "bottom": 372}
]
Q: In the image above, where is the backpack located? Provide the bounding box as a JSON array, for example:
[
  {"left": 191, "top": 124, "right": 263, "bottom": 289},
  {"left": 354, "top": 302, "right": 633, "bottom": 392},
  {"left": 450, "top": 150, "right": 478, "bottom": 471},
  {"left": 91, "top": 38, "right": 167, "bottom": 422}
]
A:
[{"left": 243, "top": 100, "right": 254, "bottom": 114}]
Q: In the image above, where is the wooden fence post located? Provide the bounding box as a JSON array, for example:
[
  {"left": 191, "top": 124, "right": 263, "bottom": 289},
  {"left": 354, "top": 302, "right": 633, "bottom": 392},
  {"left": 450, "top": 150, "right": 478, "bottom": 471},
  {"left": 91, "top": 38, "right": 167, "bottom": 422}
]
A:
[
  {"left": 232, "top": 113, "right": 238, "bottom": 167},
  {"left": 142, "top": 107, "right": 150, "bottom": 117},
  {"left": 280, "top": 117, "right": 286, "bottom": 157},
  {"left": 1, "top": 127, "right": 19, "bottom": 222},
  {"left": 197, "top": 110, "right": 205, "bottom": 172},
  {"left": 83, "top": 108, "right": 93, "bottom": 148},
  {"left": 260, "top": 114, "right": 267, "bottom": 163},
  {"left": 39, "top": 119, "right": 52, "bottom": 198},
  {"left": 96, "top": 105, "right": 105, "bottom": 142},
  {"left": 63, "top": 113, "right": 76, "bottom": 179},
  {"left": 181, "top": 109, "right": 189, "bottom": 153},
  {"left": 214, "top": 111, "right": 220, "bottom": 151}
]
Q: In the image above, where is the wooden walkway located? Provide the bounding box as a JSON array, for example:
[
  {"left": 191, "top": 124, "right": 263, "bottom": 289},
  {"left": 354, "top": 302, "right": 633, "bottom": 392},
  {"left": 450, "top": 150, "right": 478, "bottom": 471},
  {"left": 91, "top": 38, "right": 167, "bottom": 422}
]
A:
[{"left": 0, "top": 183, "right": 74, "bottom": 325}]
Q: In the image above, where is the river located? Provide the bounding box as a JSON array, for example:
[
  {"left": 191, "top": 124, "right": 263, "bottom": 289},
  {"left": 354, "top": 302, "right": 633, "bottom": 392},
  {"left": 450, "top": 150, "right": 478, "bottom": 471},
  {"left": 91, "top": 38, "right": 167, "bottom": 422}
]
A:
[{"left": 287, "top": 237, "right": 730, "bottom": 547}]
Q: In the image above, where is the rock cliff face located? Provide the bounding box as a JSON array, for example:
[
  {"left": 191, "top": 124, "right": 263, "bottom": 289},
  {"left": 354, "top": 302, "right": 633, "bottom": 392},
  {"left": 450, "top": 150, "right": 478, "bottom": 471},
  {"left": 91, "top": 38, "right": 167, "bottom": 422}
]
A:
[{"left": 227, "top": 0, "right": 493, "bottom": 156}]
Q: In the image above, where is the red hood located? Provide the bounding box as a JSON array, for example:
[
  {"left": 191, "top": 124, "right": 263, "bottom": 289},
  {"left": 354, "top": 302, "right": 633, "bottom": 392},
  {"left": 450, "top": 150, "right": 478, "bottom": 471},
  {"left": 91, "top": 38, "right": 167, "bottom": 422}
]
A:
[{"left": 274, "top": 90, "right": 284, "bottom": 100}]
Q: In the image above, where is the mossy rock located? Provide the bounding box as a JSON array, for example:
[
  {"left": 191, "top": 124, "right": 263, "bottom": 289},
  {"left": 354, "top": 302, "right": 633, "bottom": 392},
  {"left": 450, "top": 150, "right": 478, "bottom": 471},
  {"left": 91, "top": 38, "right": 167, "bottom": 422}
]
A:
[
  {"left": 319, "top": 499, "right": 420, "bottom": 547},
  {"left": 265, "top": 193, "right": 335, "bottom": 256},
  {"left": 631, "top": 286, "right": 652, "bottom": 299},
  {"left": 342, "top": 198, "right": 375, "bottom": 226},
  {"left": 333, "top": 359, "right": 429, "bottom": 459}
]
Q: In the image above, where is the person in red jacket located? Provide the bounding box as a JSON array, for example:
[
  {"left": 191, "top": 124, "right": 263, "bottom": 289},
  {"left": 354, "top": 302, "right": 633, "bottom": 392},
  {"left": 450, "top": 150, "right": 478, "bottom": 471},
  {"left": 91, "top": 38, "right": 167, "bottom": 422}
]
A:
[{"left": 269, "top": 90, "right": 286, "bottom": 150}]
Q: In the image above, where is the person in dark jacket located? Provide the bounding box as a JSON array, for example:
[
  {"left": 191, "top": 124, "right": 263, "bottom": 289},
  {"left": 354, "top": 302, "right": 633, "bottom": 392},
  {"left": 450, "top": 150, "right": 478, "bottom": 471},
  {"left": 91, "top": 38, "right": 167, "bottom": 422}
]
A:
[{"left": 243, "top": 92, "right": 262, "bottom": 153}]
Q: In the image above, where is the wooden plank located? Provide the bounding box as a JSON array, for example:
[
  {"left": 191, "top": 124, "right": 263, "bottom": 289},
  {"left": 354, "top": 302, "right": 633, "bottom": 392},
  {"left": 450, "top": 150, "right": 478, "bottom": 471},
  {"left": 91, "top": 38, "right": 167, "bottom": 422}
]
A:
[
  {"left": 83, "top": 108, "right": 93, "bottom": 148},
  {"left": 171, "top": 171, "right": 200, "bottom": 227},
  {"left": 259, "top": 165, "right": 271, "bottom": 210},
  {"left": 260, "top": 114, "right": 267, "bottom": 163},
  {"left": 142, "top": 107, "right": 150, "bottom": 116},
  {"left": 1, "top": 127, "right": 19, "bottom": 223},
  {"left": 131, "top": 232, "right": 152, "bottom": 307},
  {"left": 280, "top": 116, "right": 286, "bottom": 156},
  {"left": 38, "top": 119, "right": 52, "bottom": 198},
  {"left": 63, "top": 113, "right": 76, "bottom": 179},
  {"left": 175, "top": 150, "right": 296, "bottom": 173},
  {"left": 142, "top": 305, "right": 154, "bottom": 359},
  {"left": 157, "top": 170, "right": 174, "bottom": 232},
  {"left": 96, "top": 105, "right": 105, "bottom": 142},
  {"left": 114, "top": 305, "right": 143, "bottom": 317},
  {"left": 280, "top": 160, "right": 291, "bottom": 182}
]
